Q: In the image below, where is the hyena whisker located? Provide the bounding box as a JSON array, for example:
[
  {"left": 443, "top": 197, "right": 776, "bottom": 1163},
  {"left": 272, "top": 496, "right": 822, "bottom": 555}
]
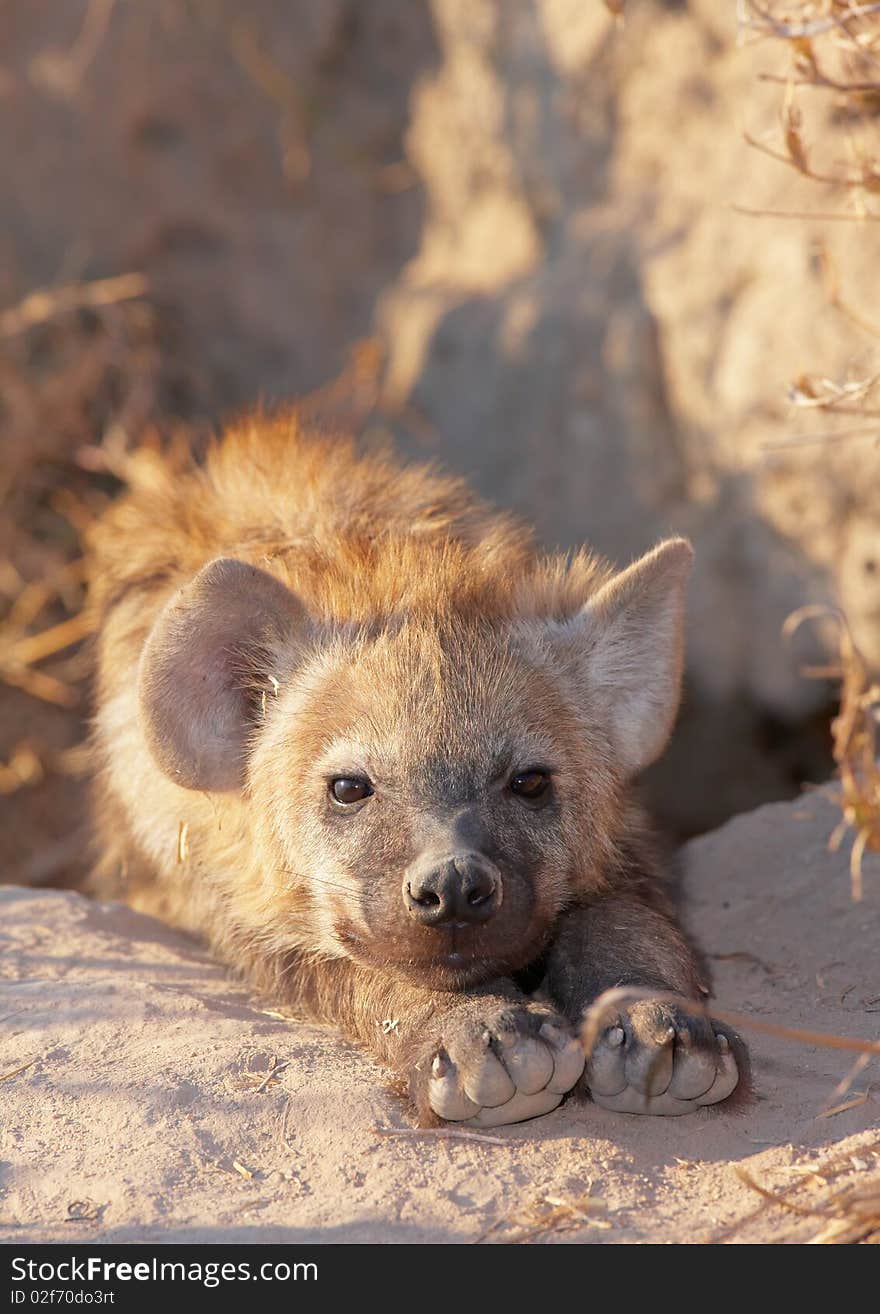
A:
[{"left": 280, "top": 869, "right": 360, "bottom": 899}]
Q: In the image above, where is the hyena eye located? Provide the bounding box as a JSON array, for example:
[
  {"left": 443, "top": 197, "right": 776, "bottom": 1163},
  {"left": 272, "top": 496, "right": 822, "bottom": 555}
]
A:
[
  {"left": 509, "top": 769, "right": 551, "bottom": 801},
  {"left": 329, "top": 777, "right": 374, "bottom": 806}
]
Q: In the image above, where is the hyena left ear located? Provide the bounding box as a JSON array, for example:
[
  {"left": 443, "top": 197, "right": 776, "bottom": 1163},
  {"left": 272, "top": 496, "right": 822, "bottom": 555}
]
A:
[
  {"left": 552, "top": 538, "right": 693, "bottom": 778},
  {"left": 138, "top": 557, "right": 310, "bottom": 792}
]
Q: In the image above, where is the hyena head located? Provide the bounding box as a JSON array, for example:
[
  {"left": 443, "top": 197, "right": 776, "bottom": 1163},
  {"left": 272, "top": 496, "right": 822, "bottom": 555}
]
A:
[{"left": 137, "top": 539, "right": 692, "bottom": 989}]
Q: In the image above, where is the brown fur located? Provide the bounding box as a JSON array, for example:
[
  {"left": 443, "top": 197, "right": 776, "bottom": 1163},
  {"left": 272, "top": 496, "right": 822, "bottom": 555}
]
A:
[{"left": 86, "top": 410, "right": 746, "bottom": 1122}]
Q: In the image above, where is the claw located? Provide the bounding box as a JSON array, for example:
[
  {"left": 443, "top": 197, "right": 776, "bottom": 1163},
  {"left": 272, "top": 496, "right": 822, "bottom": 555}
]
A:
[
  {"left": 716, "top": 1033, "right": 729, "bottom": 1054},
  {"left": 539, "top": 1021, "right": 565, "bottom": 1043},
  {"left": 540, "top": 1021, "right": 586, "bottom": 1094},
  {"left": 699, "top": 1046, "right": 739, "bottom": 1105},
  {"left": 461, "top": 1046, "right": 516, "bottom": 1108},
  {"left": 587, "top": 1031, "right": 628, "bottom": 1097},
  {"left": 668, "top": 1040, "right": 718, "bottom": 1101},
  {"left": 431, "top": 1052, "right": 450, "bottom": 1079},
  {"left": 606, "top": 1024, "right": 625, "bottom": 1048},
  {"left": 428, "top": 1056, "right": 481, "bottom": 1121},
  {"left": 498, "top": 1033, "right": 553, "bottom": 1094},
  {"left": 624, "top": 1027, "right": 673, "bottom": 1097}
]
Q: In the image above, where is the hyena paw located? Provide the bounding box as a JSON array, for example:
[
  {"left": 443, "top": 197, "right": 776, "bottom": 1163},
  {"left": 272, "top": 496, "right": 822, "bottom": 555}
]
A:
[
  {"left": 420, "top": 1003, "right": 585, "bottom": 1128},
  {"left": 585, "top": 1001, "right": 741, "bottom": 1116}
]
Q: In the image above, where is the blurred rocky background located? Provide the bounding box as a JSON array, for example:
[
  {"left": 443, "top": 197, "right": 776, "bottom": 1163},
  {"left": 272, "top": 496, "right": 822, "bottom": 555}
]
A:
[{"left": 3, "top": 0, "right": 879, "bottom": 885}]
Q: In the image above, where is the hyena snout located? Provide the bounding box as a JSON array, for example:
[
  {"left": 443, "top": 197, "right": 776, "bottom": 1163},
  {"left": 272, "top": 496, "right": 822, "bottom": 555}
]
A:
[{"left": 403, "top": 853, "right": 502, "bottom": 928}]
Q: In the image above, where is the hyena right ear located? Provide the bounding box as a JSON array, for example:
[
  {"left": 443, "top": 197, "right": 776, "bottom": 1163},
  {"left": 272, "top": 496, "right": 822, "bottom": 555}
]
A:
[
  {"left": 138, "top": 558, "right": 309, "bottom": 792},
  {"left": 549, "top": 538, "right": 693, "bottom": 779}
]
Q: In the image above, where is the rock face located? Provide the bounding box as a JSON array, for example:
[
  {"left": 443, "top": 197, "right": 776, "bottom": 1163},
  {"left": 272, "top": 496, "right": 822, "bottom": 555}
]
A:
[{"left": 1, "top": 792, "right": 877, "bottom": 1244}]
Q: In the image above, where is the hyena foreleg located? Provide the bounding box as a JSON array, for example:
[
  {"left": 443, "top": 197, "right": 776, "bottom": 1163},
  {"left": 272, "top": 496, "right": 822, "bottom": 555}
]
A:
[
  {"left": 282, "top": 955, "right": 585, "bottom": 1127},
  {"left": 544, "top": 892, "right": 748, "bottom": 1115}
]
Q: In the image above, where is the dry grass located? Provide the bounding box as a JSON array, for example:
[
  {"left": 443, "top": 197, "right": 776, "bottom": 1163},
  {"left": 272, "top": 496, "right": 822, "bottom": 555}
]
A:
[
  {"left": 477, "top": 1186, "right": 610, "bottom": 1243},
  {"left": 728, "top": 1138, "right": 880, "bottom": 1243},
  {"left": 784, "top": 607, "right": 880, "bottom": 898},
  {"left": 740, "top": 2, "right": 880, "bottom": 429},
  {"left": 0, "top": 272, "right": 201, "bottom": 666},
  {"left": 0, "top": 273, "right": 209, "bottom": 883}
]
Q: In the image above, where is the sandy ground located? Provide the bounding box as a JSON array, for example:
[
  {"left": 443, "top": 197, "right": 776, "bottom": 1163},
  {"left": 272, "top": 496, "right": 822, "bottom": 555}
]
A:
[{"left": 0, "top": 791, "right": 878, "bottom": 1245}]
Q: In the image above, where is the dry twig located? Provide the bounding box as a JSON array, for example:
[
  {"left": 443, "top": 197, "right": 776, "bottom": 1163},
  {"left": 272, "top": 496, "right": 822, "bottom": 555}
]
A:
[
  {"left": 373, "top": 1125, "right": 512, "bottom": 1147},
  {"left": 784, "top": 608, "right": 880, "bottom": 898}
]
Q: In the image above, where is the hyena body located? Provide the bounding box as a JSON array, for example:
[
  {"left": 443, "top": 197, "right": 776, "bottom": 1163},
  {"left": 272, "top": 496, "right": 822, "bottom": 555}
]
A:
[{"left": 87, "top": 413, "right": 745, "bottom": 1126}]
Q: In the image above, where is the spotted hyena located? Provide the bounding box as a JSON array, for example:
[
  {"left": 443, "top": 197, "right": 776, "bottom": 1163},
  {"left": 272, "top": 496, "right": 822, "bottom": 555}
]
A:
[{"left": 87, "top": 414, "right": 746, "bottom": 1126}]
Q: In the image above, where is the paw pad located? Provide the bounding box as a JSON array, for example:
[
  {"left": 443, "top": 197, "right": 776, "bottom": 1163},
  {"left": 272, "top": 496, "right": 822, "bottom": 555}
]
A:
[
  {"left": 428, "top": 1011, "right": 585, "bottom": 1128},
  {"left": 586, "top": 1007, "right": 739, "bottom": 1116}
]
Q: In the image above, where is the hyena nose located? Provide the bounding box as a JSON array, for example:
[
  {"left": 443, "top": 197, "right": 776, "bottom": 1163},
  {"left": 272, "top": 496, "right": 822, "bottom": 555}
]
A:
[{"left": 403, "top": 853, "right": 501, "bottom": 927}]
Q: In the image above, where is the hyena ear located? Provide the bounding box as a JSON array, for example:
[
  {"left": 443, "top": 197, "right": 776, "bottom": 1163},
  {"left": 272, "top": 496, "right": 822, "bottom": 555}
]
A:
[
  {"left": 138, "top": 558, "right": 309, "bottom": 792},
  {"left": 553, "top": 538, "right": 693, "bottom": 777}
]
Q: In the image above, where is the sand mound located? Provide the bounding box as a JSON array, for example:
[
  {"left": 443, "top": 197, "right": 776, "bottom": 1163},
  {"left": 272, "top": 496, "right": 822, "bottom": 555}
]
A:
[{"left": 1, "top": 791, "right": 877, "bottom": 1244}]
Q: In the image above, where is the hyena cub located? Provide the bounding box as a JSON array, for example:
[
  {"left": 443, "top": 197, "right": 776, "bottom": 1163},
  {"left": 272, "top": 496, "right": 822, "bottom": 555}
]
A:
[{"left": 87, "top": 413, "right": 746, "bottom": 1127}]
